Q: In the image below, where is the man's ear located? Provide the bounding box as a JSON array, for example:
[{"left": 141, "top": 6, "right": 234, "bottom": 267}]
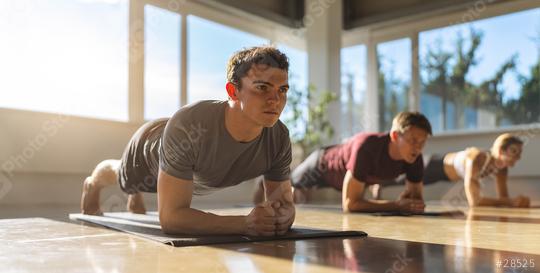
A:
[
  {"left": 390, "top": 131, "right": 399, "bottom": 142},
  {"left": 226, "top": 82, "right": 238, "bottom": 100}
]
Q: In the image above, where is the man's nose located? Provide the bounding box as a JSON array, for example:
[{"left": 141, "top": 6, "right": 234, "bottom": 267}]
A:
[{"left": 267, "top": 89, "right": 281, "bottom": 103}]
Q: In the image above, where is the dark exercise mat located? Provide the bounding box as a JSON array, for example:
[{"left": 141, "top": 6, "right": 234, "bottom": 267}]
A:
[
  {"left": 69, "top": 212, "right": 367, "bottom": 247},
  {"left": 369, "top": 210, "right": 465, "bottom": 217},
  {"left": 268, "top": 204, "right": 465, "bottom": 217}
]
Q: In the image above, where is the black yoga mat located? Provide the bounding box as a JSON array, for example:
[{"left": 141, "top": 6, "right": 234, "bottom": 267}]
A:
[
  {"left": 287, "top": 204, "right": 465, "bottom": 217},
  {"left": 369, "top": 210, "right": 465, "bottom": 217},
  {"left": 69, "top": 212, "right": 367, "bottom": 247}
]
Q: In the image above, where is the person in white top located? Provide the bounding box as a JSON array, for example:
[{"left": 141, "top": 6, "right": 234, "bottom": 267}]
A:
[{"left": 377, "top": 133, "right": 529, "bottom": 207}]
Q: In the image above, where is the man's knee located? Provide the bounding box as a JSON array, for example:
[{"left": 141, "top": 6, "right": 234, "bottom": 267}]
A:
[{"left": 91, "top": 160, "right": 120, "bottom": 185}]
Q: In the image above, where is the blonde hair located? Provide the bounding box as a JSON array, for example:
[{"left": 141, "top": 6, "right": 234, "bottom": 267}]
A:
[
  {"left": 491, "top": 133, "right": 523, "bottom": 154},
  {"left": 390, "top": 111, "right": 432, "bottom": 135}
]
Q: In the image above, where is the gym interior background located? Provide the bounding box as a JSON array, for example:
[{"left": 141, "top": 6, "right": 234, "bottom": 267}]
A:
[{"left": 0, "top": 0, "right": 539, "bottom": 217}]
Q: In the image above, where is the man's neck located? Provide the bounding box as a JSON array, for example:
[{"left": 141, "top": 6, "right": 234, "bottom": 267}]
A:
[
  {"left": 225, "top": 101, "right": 263, "bottom": 142},
  {"left": 387, "top": 139, "right": 402, "bottom": 161}
]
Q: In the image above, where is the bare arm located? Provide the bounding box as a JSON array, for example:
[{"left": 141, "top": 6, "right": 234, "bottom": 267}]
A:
[
  {"left": 263, "top": 179, "right": 295, "bottom": 235},
  {"left": 158, "top": 169, "right": 276, "bottom": 236},
  {"left": 495, "top": 169, "right": 509, "bottom": 199},
  {"left": 397, "top": 181, "right": 426, "bottom": 213},
  {"left": 342, "top": 170, "right": 402, "bottom": 212},
  {"left": 464, "top": 157, "right": 511, "bottom": 207},
  {"left": 495, "top": 169, "right": 530, "bottom": 208},
  {"left": 399, "top": 181, "right": 424, "bottom": 200}
]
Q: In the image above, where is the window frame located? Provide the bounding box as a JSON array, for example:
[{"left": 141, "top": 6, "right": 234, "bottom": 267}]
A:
[
  {"left": 341, "top": 0, "right": 540, "bottom": 134},
  {"left": 129, "top": 0, "right": 304, "bottom": 123}
]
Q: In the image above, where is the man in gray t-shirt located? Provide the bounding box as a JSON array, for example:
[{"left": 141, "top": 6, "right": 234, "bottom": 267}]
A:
[{"left": 80, "top": 46, "right": 295, "bottom": 237}]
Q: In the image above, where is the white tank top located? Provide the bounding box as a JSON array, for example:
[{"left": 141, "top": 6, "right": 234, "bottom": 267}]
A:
[{"left": 453, "top": 149, "right": 498, "bottom": 179}]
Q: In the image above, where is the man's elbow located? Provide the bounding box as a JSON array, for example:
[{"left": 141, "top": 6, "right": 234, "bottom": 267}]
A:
[
  {"left": 160, "top": 224, "right": 176, "bottom": 235},
  {"left": 159, "top": 209, "right": 186, "bottom": 235},
  {"left": 342, "top": 198, "right": 366, "bottom": 213},
  {"left": 159, "top": 212, "right": 175, "bottom": 234}
]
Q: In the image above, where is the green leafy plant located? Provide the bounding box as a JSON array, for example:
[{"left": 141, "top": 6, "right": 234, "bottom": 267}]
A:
[{"left": 283, "top": 84, "right": 337, "bottom": 158}]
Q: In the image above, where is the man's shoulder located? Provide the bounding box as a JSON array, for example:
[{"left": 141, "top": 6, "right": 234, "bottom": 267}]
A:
[
  {"left": 264, "top": 120, "right": 290, "bottom": 144},
  {"left": 176, "top": 100, "right": 225, "bottom": 116},
  {"left": 169, "top": 100, "right": 225, "bottom": 124},
  {"left": 271, "top": 119, "right": 289, "bottom": 134},
  {"left": 350, "top": 132, "right": 387, "bottom": 148}
]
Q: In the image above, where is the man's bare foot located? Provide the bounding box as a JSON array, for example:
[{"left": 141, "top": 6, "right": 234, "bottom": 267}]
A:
[
  {"left": 127, "top": 193, "right": 146, "bottom": 214},
  {"left": 81, "top": 177, "right": 103, "bottom": 215}
]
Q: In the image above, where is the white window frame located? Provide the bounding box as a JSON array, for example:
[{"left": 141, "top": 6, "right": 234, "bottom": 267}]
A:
[
  {"left": 128, "top": 0, "right": 304, "bottom": 123},
  {"left": 130, "top": 0, "right": 540, "bottom": 135},
  {"left": 342, "top": 0, "right": 540, "bottom": 133}
]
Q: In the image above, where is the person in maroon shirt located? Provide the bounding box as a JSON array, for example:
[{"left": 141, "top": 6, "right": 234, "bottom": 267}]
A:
[{"left": 290, "top": 111, "right": 432, "bottom": 213}]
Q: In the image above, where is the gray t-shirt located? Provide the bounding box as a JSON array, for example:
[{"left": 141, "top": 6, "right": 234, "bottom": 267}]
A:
[{"left": 159, "top": 100, "right": 291, "bottom": 195}]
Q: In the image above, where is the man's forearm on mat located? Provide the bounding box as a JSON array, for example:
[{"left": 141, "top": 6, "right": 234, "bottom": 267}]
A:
[
  {"left": 475, "top": 197, "right": 511, "bottom": 207},
  {"left": 344, "top": 199, "right": 400, "bottom": 212},
  {"left": 160, "top": 207, "right": 246, "bottom": 235}
]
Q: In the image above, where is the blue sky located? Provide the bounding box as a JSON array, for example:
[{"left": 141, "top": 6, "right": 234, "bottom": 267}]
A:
[
  {"left": 145, "top": 4, "right": 180, "bottom": 120},
  {"left": 0, "top": 0, "right": 538, "bottom": 121},
  {"left": 187, "top": 15, "right": 267, "bottom": 104},
  {"left": 341, "top": 44, "right": 366, "bottom": 104},
  {"left": 419, "top": 8, "right": 540, "bottom": 101},
  {"left": 377, "top": 38, "right": 412, "bottom": 91}
]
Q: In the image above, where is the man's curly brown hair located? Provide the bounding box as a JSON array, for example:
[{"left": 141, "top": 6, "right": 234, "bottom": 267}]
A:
[{"left": 226, "top": 46, "right": 289, "bottom": 89}]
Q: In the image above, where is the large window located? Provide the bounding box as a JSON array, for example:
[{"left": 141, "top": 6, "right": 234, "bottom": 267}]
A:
[
  {"left": 0, "top": 0, "right": 128, "bottom": 121},
  {"left": 420, "top": 8, "right": 540, "bottom": 132},
  {"left": 341, "top": 45, "right": 367, "bottom": 138},
  {"left": 277, "top": 44, "right": 308, "bottom": 141},
  {"left": 377, "top": 39, "right": 411, "bottom": 131},
  {"left": 187, "top": 16, "right": 267, "bottom": 103},
  {"left": 144, "top": 5, "right": 181, "bottom": 120},
  {"left": 278, "top": 44, "right": 308, "bottom": 93}
]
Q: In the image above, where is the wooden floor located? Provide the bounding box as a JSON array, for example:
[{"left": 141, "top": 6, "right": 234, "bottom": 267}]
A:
[{"left": 1, "top": 203, "right": 540, "bottom": 273}]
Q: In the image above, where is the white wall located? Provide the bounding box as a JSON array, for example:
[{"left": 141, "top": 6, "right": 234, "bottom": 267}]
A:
[
  {"left": 0, "top": 108, "right": 137, "bottom": 207},
  {"left": 0, "top": 108, "right": 138, "bottom": 174}
]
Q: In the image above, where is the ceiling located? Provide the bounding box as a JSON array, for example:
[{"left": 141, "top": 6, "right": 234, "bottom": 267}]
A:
[{"left": 204, "top": 0, "right": 512, "bottom": 29}]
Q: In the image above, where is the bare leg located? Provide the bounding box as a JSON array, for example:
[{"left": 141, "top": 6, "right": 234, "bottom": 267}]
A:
[
  {"left": 81, "top": 160, "right": 121, "bottom": 215},
  {"left": 127, "top": 192, "right": 146, "bottom": 214}
]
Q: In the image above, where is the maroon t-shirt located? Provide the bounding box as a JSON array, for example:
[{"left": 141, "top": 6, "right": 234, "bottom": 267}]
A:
[{"left": 320, "top": 133, "right": 423, "bottom": 190}]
